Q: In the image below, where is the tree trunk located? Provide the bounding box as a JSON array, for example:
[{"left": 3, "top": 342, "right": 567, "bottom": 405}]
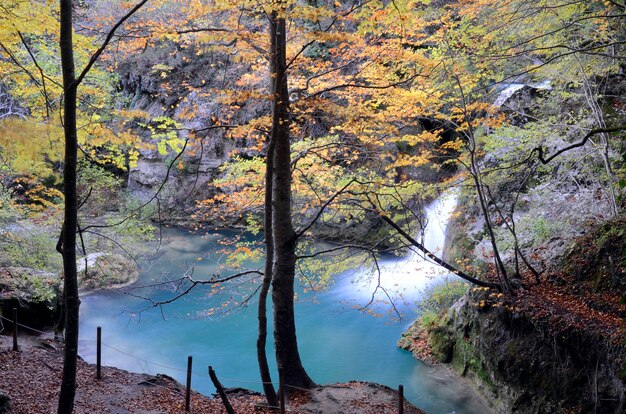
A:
[
  {"left": 257, "top": 124, "right": 278, "bottom": 406},
  {"left": 467, "top": 134, "right": 512, "bottom": 293},
  {"left": 269, "top": 9, "right": 316, "bottom": 392},
  {"left": 58, "top": 0, "right": 80, "bottom": 413}
]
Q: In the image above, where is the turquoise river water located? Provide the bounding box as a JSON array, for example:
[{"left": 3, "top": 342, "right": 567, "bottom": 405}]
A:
[{"left": 78, "top": 196, "right": 492, "bottom": 414}]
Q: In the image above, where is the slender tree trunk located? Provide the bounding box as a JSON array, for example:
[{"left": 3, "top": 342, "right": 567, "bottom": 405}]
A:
[
  {"left": 257, "top": 126, "right": 278, "bottom": 406},
  {"left": 468, "top": 140, "right": 512, "bottom": 293},
  {"left": 450, "top": 70, "right": 512, "bottom": 293},
  {"left": 58, "top": 0, "right": 80, "bottom": 413},
  {"left": 269, "top": 9, "right": 315, "bottom": 391},
  {"left": 578, "top": 65, "right": 618, "bottom": 216}
]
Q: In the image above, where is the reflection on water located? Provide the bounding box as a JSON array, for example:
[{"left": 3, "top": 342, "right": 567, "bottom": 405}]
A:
[{"left": 79, "top": 195, "right": 492, "bottom": 414}]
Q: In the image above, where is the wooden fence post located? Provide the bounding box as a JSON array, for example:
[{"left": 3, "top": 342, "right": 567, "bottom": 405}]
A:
[
  {"left": 12, "top": 308, "right": 18, "bottom": 351},
  {"left": 398, "top": 384, "right": 404, "bottom": 414},
  {"left": 96, "top": 326, "right": 102, "bottom": 379},
  {"left": 208, "top": 366, "right": 235, "bottom": 414},
  {"left": 185, "top": 355, "right": 192, "bottom": 412}
]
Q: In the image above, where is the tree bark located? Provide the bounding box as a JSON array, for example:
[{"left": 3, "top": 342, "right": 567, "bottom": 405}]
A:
[
  {"left": 58, "top": 0, "right": 80, "bottom": 412},
  {"left": 269, "top": 9, "right": 316, "bottom": 392},
  {"left": 257, "top": 116, "right": 278, "bottom": 406}
]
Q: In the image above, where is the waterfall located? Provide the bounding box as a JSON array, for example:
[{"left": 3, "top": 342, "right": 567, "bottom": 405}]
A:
[
  {"left": 493, "top": 80, "right": 552, "bottom": 108},
  {"left": 340, "top": 193, "right": 458, "bottom": 306}
]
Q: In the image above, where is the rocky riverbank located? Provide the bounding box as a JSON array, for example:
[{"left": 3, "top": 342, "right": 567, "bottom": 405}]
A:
[
  {"left": 400, "top": 215, "right": 626, "bottom": 414},
  {"left": 0, "top": 252, "right": 140, "bottom": 331}
]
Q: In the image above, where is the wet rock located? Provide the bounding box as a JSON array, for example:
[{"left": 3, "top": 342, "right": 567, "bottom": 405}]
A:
[{"left": 493, "top": 81, "right": 552, "bottom": 125}]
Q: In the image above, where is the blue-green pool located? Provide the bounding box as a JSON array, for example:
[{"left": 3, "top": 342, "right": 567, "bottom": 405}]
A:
[{"left": 78, "top": 197, "right": 491, "bottom": 414}]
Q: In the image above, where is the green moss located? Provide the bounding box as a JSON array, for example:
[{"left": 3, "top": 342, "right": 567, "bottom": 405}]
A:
[
  {"left": 0, "top": 268, "right": 59, "bottom": 308},
  {"left": 445, "top": 218, "right": 477, "bottom": 267},
  {"left": 453, "top": 336, "right": 495, "bottom": 389},
  {"left": 0, "top": 230, "right": 61, "bottom": 272},
  {"left": 416, "top": 281, "right": 469, "bottom": 362},
  {"left": 420, "top": 281, "right": 469, "bottom": 311},
  {"left": 428, "top": 323, "right": 454, "bottom": 362},
  {"left": 26, "top": 275, "right": 57, "bottom": 304},
  {"left": 419, "top": 309, "right": 440, "bottom": 329}
]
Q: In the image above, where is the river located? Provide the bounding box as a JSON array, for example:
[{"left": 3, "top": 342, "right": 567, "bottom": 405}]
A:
[{"left": 78, "top": 195, "right": 492, "bottom": 414}]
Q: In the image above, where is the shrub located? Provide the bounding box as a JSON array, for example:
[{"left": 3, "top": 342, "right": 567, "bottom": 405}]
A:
[{"left": 419, "top": 279, "right": 469, "bottom": 314}]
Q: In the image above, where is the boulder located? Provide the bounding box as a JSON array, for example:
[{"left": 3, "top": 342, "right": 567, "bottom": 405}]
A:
[
  {"left": 77, "top": 253, "right": 139, "bottom": 291},
  {"left": 493, "top": 81, "right": 552, "bottom": 125}
]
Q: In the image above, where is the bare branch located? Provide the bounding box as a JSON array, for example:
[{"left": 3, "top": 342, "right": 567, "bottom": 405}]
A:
[
  {"left": 378, "top": 211, "right": 500, "bottom": 290},
  {"left": 75, "top": 0, "right": 150, "bottom": 87},
  {"left": 176, "top": 27, "right": 231, "bottom": 35},
  {"left": 135, "top": 269, "right": 264, "bottom": 310},
  {"left": 295, "top": 179, "right": 356, "bottom": 239},
  {"left": 306, "top": 72, "right": 423, "bottom": 99},
  {"left": 356, "top": 254, "right": 402, "bottom": 320},
  {"left": 17, "top": 31, "right": 52, "bottom": 117},
  {"left": 534, "top": 125, "right": 626, "bottom": 164}
]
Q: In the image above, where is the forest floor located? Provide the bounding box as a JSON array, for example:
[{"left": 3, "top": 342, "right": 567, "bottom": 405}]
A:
[{"left": 0, "top": 334, "right": 424, "bottom": 414}]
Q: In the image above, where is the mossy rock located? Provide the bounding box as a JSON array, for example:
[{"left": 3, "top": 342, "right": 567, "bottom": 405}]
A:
[
  {"left": 428, "top": 325, "right": 454, "bottom": 363},
  {"left": 562, "top": 215, "right": 625, "bottom": 292},
  {"left": 77, "top": 253, "right": 139, "bottom": 290}
]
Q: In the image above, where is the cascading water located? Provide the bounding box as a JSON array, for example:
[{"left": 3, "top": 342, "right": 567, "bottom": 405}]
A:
[
  {"left": 78, "top": 194, "right": 492, "bottom": 414},
  {"left": 337, "top": 193, "right": 457, "bottom": 307},
  {"left": 493, "top": 80, "right": 552, "bottom": 108}
]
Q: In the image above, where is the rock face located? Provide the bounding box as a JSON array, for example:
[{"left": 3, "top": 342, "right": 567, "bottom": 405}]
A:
[
  {"left": 493, "top": 81, "right": 552, "bottom": 125},
  {"left": 429, "top": 295, "right": 625, "bottom": 414},
  {"left": 117, "top": 42, "right": 266, "bottom": 215},
  {"left": 127, "top": 149, "right": 225, "bottom": 212}
]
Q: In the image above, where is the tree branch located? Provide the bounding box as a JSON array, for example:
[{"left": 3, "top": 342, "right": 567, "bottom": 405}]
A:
[
  {"left": 379, "top": 213, "right": 500, "bottom": 290},
  {"left": 75, "top": 0, "right": 150, "bottom": 87},
  {"left": 137, "top": 269, "right": 264, "bottom": 309},
  {"left": 295, "top": 179, "right": 356, "bottom": 239},
  {"left": 534, "top": 125, "right": 626, "bottom": 164},
  {"left": 17, "top": 31, "right": 52, "bottom": 117}
]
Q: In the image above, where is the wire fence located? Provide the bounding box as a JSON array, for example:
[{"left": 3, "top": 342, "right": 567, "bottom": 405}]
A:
[{"left": 1, "top": 309, "right": 408, "bottom": 414}]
